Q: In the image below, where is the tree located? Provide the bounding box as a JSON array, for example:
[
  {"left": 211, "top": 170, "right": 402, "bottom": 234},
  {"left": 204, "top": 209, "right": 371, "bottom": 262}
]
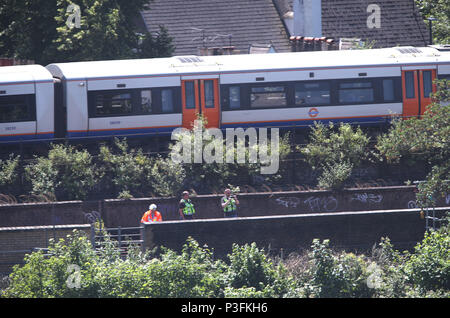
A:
[
  {"left": 0, "top": 0, "right": 174, "bottom": 65},
  {"left": 415, "top": 0, "right": 450, "bottom": 44},
  {"left": 0, "top": 0, "right": 60, "bottom": 64}
]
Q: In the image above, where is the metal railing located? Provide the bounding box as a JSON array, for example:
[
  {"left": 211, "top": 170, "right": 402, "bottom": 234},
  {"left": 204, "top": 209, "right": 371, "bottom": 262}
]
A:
[{"left": 91, "top": 225, "right": 144, "bottom": 257}]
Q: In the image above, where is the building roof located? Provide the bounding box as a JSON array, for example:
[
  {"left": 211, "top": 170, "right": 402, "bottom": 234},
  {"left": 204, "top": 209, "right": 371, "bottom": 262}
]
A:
[
  {"left": 141, "top": 0, "right": 292, "bottom": 56},
  {"left": 321, "top": 0, "right": 430, "bottom": 48}
]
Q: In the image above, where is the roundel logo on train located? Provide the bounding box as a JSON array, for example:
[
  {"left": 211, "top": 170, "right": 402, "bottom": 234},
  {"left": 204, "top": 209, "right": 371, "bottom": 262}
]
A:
[{"left": 308, "top": 107, "right": 319, "bottom": 118}]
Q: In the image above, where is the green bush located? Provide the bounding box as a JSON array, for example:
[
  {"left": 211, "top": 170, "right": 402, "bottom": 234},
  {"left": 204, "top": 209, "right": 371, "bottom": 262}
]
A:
[
  {"left": 317, "top": 161, "right": 354, "bottom": 190},
  {"left": 301, "top": 239, "right": 374, "bottom": 298},
  {"left": 98, "top": 138, "right": 152, "bottom": 198},
  {"left": 24, "top": 144, "right": 97, "bottom": 200},
  {"left": 0, "top": 154, "right": 20, "bottom": 191},
  {"left": 404, "top": 223, "right": 450, "bottom": 294},
  {"left": 300, "top": 122, "right": 371, "bottom": 190},
  {"left": 149, "top": 155, "right": 186, "bottom": 197}
]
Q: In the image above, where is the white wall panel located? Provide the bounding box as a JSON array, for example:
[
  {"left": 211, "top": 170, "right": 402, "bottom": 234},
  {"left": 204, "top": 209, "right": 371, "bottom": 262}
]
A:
[
  {"left": 87, "top": 76, "right": 180, "bottom": 91},
  {"left": 88, "top": 114, "right": 182, "bottom": 131}
]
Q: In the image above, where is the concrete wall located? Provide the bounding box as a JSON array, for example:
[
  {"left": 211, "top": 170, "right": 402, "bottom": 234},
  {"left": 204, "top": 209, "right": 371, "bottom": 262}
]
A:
[
  {"left": 0, "top": 224, "right": 91, "bottom": 275},
  {"left": 0, "top": 186, "right": 448, "bottom": 228},
  {"left": 142, "top": 207, "right": 449, "bottom": 259}
]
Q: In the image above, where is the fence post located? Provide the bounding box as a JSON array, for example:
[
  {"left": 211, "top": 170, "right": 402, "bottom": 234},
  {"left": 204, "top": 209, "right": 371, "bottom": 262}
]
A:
[
  {"left": 90, "top": 224, "right": 95, "bottom": 248},
  {"left": 118, "top": 226, "right": 122, "bottom": 251},
  {"left": 140, "top": 224, "right": 145, "bottom": 253}
]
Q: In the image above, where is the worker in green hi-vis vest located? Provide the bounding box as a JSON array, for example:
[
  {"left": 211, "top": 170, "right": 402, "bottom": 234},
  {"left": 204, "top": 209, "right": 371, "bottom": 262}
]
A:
[
  {"left": 221, "top": 188, "right": 240, "bottom": 218},
  {"left": 179, "top": 191, "right": 196, "bottom": 220}
]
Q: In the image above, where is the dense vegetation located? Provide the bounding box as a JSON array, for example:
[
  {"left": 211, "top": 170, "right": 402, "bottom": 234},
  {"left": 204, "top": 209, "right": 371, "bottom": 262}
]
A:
[
  {"left": 0, "top": 0, "right": 174, "bottom": 65},
  {"left": 415, "top": 0, "right": 450, "bottom": 44},
  {"left": 1, "top": 215, "right": 448, "bottom": 298}
]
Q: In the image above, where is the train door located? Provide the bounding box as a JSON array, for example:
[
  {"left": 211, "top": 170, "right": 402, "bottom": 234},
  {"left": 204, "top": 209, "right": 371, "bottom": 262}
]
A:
[
  {"left": 181, "top": 78, "right": 220, "bottom": 129},
  {"left": 401, "top": 68, "right": 436, "bottom": 118}
]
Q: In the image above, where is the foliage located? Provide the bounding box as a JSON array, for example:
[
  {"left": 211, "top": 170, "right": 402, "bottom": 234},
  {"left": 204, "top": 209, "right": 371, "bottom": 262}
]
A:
[
  {"left": 0, "top": 0, "right": 174, "bottom": 64},
  {"left": 2, "top": 224, "right": 449, "bottom": 298},
  {"left": 403, "top": 219, "right": 450, "bottom": 294},
  {"left": 149, "top": 155, "right": 186, "bottom": 197},
  {"left": 301, "top": 239, "right": 374, "bottom": 298},
  {"left": 24, "top": 143, "right": 98, "bottom": 200},
  {"left": 415, "top": 0, "right": 450, "bottom": 44},
  {"left": 136, "top": 25, "right": 175, "bottom": 59},
  {"left": 317, "top": 161, "right": 354, "bottom": 190},
  {"left": 24, "top": 156, "right": 59, "bottom": 200},
  {"left": 0, "top": 155, "right": 20, "bottom": 191},
  {"left": 300, "top": 122, "right": 371, "bottom": 190},
  {"left": 170, "top": 118, "right": 291, "bottom": 193},
  {"left": 0, "top": 0, "right": 60, "bottom": 64},
  {"left": 376, "top": 79, "right": 450, "bottom": 207},
  {"left": 99, "top": 138, "right": 152, "bottom": 198}
]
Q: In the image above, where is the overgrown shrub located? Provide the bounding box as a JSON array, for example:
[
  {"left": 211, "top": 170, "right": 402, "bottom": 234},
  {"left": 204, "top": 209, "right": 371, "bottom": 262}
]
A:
[
  {"left": 98, "top": 138, "right": 152, "bottom": 198},
  {"left": 0, "top": 154, "right": 20, "bottom": 192},
  {"left": 149, "top": 155, "right": 186, "bottom": 197},
  {"left": 300, "top": 122, "right": 371, "bottom": 190},
  {"left": 24, "top": 144, "right": 97, "bottom": 200},
  {"left": 403, "top": 221, "right": 450, "bottom": 294}
]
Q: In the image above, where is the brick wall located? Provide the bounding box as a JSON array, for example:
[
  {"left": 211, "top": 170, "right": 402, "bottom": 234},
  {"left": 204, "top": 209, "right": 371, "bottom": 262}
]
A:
[
  {"left": 0, "top": 186, "right": 448, "bottom": 228},
  {"left": 101, "top": 186, "right": 448, "bottom": 227},
  {"left": 0, "top": 200, "right": 101, "bottom": 227},
  {"left": 0, "top": 224, "right": 91, "bottom": 275}
]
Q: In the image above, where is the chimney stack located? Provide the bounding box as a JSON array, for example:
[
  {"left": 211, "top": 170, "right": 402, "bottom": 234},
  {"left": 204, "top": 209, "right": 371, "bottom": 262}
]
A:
[{"left": 293, "top": 0, "right": 322, "bottom": 38}]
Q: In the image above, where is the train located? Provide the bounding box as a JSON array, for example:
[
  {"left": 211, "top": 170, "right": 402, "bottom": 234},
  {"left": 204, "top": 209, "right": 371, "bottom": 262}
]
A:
[{"left": 1, "top": 46, "right": 450, "bottom": 144}]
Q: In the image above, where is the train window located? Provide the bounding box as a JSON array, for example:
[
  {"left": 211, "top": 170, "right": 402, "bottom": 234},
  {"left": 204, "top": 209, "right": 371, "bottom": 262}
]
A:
[
  {"left": 204, "top": 80, "right": 215, "bottom": 108},
  {"left": 229, "top": 86, "right": 241, "bottom": 109},
  {"left": 184, "top": 81, "right": 196, "bottom": 109},
  {"left": 404, "top": 71, "right": 415, "bottom": 99},
  {"left": 382, "top": 79, "right": 395, "bottom": 101},
  {"left": 423, "top": 71, "right": 432, "bottom": 98},
  {"left": 250, "top": 86, "right": 286, "bottom": 108},
  {"left": 0, "top": 94, "right": 35, "bottom": 123},
  {"left": 161, "top": 89, "right": 174, "bottom": 113},
  {"left": 95, "top": 92, "right": 133, "bottom": 115},
  {"left": 338, "top": 81, "right": 374, "bottom": 104},
  {"left": 140, "top": 90, "right": 152, "bottom": 113},
  {"left": 295, "top": 82, "right": 330, "bottom": 105}
]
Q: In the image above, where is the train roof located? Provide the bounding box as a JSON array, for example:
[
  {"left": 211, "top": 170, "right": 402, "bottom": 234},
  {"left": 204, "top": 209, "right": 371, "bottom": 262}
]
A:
[
  {"left": 0, "top": 64, "right": 54, "bottom": 84},
  {"left": 46, "top": 46, "right": 450, "bottom": 81}
]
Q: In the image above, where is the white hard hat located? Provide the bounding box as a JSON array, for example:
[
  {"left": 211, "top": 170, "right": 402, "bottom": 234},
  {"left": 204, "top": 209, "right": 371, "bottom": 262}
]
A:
[{"left": 149, "top": 204, "right": 157, "bottom": 210}]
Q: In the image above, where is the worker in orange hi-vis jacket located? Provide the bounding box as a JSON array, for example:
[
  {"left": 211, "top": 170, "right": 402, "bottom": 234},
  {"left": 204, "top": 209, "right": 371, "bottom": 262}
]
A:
[{"left": 140, "top": 204, "right": 162, "bottom": 224}]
